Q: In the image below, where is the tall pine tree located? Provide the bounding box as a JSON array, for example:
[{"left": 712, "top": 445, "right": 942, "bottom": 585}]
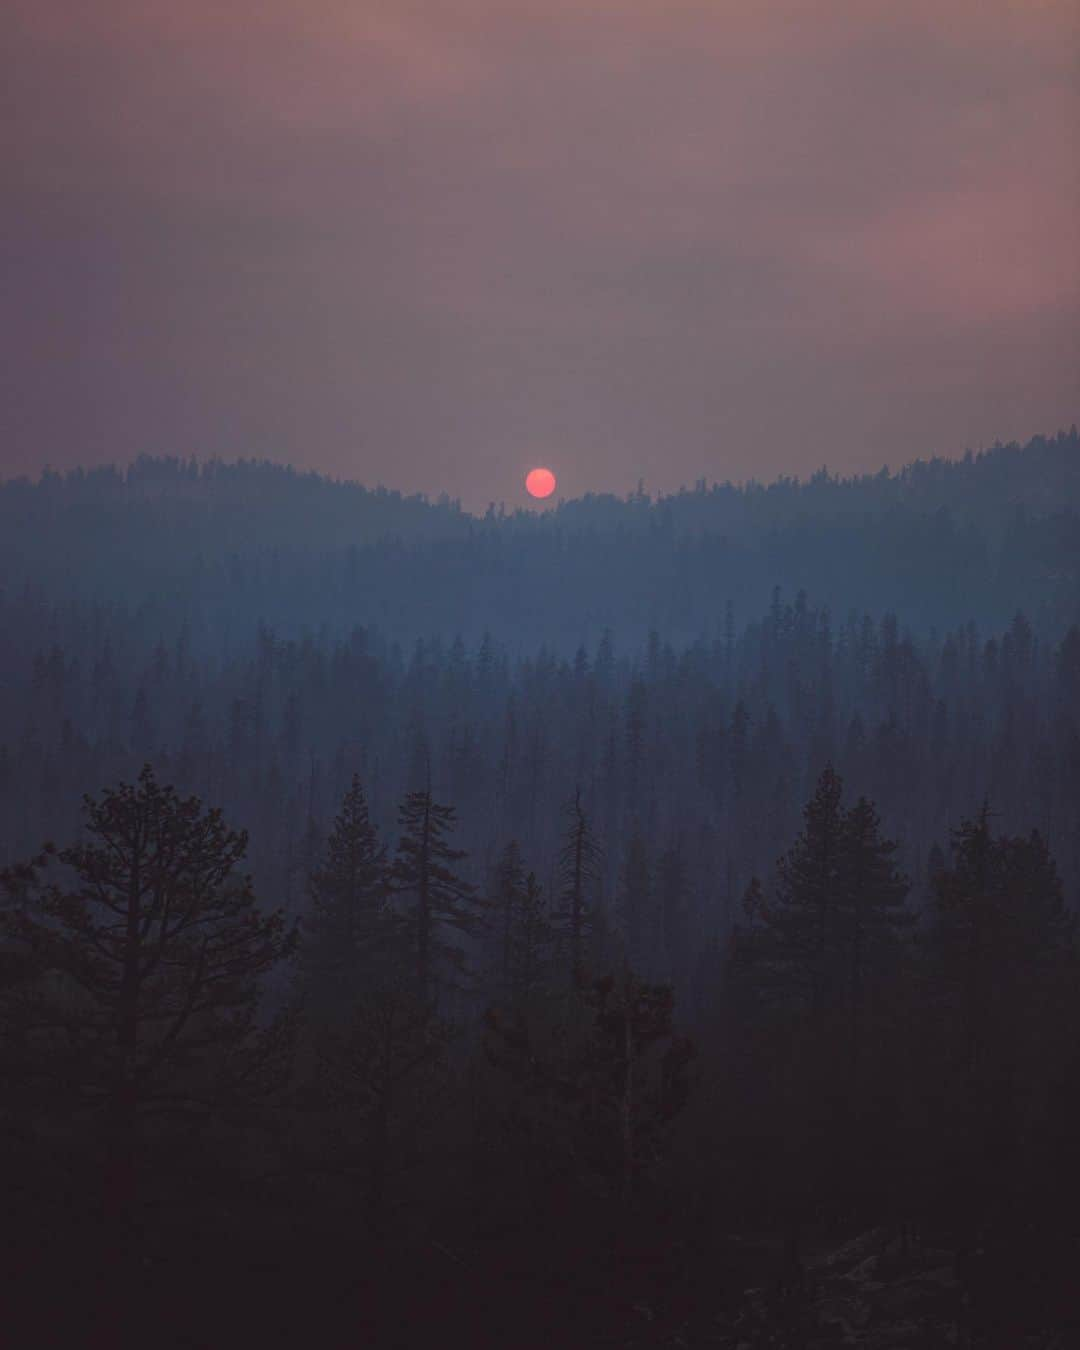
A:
[
  {"left": 0, "top": 766, "right": 295, "bottom": 1233},
  {"left": 390, "top": 789, "right": 479, "bottom": 1008},
  {"left": 737, "top": 764, "right": 847, "bottom": 1023},
  {"left": 302, "top": 774, "right": 389, "bottom": 1022},
  {"left": 926, "top": 807, "right": 1074, "bottom": 1221},
  {"left": 837, "top": 795, "right": 911, "bottom": 1083}
]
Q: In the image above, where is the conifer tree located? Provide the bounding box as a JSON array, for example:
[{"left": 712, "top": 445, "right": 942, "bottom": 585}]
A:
[
  {"left": 737, "top": 772, "right": 910, "bottom": 1034},
  {"left": 576, "top": 970, "right": 694, "bottom": 1208},
  {"left": 481, "top": 967, "right": 693, "bottom": 1214},
  {"left": 930, "top": 808, "right": 1072, "bottom": 1084},
  {"left": 313, "top": 986, "right": 450, "bottom": 1237},
  {"left": 303, "top": 774, "right": 389, "bottom": 1022},
  {"left": 926, "top": 808, "right": 1074, "bottom": 1222},
  {"left": 738, "top": 764, "right": 846, "bottom": 1022},
  {"left": 733, "top": 768, "right": 911, "bottom": 1220},
  {"left": 0, "top": 765, "right": 295, "bottom": 1230},
  {"left": 390, "top": 789, "right": 479, "bottom": 1007},
  {"left": 836, "top": 795, "right": 910, "bottom": 1080}
]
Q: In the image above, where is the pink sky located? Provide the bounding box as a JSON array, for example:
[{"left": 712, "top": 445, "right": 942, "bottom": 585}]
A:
[{"left": 3, "top": 0, "right": 1077, "bottom": 506}]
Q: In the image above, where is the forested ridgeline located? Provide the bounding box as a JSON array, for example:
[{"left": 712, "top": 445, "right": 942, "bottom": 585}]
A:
[
  {"left": 1, "top": 429, "right": 1077, "bottom": 647},
  {"left": 1, "top": 764, "right": 1076, "bottom": 1347}
]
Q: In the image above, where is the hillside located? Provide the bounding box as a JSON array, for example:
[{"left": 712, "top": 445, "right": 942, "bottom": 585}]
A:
[{"left": 1, "top": 430, "right": 1077, "bottom": 654}]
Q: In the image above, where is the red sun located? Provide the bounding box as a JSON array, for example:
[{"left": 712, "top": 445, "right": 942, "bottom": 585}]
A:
[{"left": 525, "top": 467, "right": 557, "bottom": 499}]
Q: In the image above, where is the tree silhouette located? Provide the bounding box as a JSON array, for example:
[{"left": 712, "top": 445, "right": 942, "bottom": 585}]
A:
[
  {"left": 0, "top": 765, "right": 296, "bottom": 1235},
  {"left": 485, "top": 841, "right": 553, "bottom": 1012},
  {"left": 926, "top": 806, "right": 1075, "bottom": 1223},
  {"left": 738, "top": 764, "right": 847, "bottom": 1023},
  {"left": 579, "top": 970, "right": 695, "bottom": 1208},
  {"left": 390, "top": 789, "right": 479, "bottom": 1007},
  {"left": 311, "top": 986, "right": 450, "bottom": 1238},
  {"left": 303, "top": 774, "right": 389, "bottom": 1022},
  {"left": 836, "top": 795, "right": 910, "bottom": 1085},
  {"left": 733, "top": 768, "right": 911, "bottom": 1219}
]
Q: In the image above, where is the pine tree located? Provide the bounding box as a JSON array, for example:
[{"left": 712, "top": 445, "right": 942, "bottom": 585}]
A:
[
  {"left": 736, "top": 773, "right": 911, "bottom": 1041},
  {"left": 737, "top": 764, "right": 846, "bottom": 1022},
  {"left": 926, "top": 807, "right": 1074, "bottom": 1221},
  {"left": 303, "top": 774, "right": 389, "bottom": 1022},
  {"left": 313, "top": 987, "right": 450, "bottom": 1237},
  {"left": 578, "top": 970, "right": 695, "bottom": 1208},
  {"left": 733, "top": 768, "right": 912, "bottom": 1220},
  {"left": 553, "top": 789, "right": 601, "bottom": 985},
  {"left": 481, "top": 967, "right": 693, "bottom": 1215},
  {"left": 930, "top": 807, "right": 1072, "bottom": 1083},
  {"left": 390, "top": 789, "right": 479, "bottom": 1007},
  {"left": 836, "top": 795, "right": 910, "bottom": 1082},
  {"left": 0, "top": 765, "right": 295, "bottom": 1232}
]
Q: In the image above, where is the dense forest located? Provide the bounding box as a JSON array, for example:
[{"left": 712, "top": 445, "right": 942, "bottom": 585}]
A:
[{"left": 2, "top": 434, "right": 1078, "bottom": 1346}]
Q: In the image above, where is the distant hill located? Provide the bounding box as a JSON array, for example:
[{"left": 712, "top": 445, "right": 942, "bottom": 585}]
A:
[{"left": 2, "top": 429, "right": 1077, "bottom": 652}]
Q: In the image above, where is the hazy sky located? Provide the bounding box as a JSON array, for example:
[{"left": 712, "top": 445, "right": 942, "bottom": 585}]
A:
[{"left": 3, "top": 1, "right": 1078, "bottom": 508}]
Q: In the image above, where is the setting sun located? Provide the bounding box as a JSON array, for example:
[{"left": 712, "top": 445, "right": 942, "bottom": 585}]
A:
[{"left": 525, "top": 467, "right": 556, "bottom": 499}]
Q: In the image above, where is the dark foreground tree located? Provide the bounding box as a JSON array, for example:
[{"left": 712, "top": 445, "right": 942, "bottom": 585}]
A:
[
  {"left": 926, "top": 807, "right": 1075, "bottom": 1225},
  {"left": 736, "top": 764, "right": 847, "bottom": 1023},
  {"left": 310, "top": 986, "right": 451, "bottom": 1238},
  {"left": 835, "top": 795, "right": 911, "bottom": 1087},
  {"left": 0, "top": 765, "right": 296, "bottom": 1232},
  {"left": 579, "top": 969, "right": 696, "bottom": 1209},
  {"left": 302, "top": 773, "right": 389, "bottom": 1021},
  {"left": 481, "top": 966, "right": 694, "bottom": 1224},
  {"left": 733, "top": 768, "right": 911, "bottom": 1221}
]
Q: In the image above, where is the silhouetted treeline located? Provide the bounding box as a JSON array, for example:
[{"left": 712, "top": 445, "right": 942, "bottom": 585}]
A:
[
  {"left": 2, "top": 430, "right": 1077, "bottom": 651},
  {"left": 2, "top": 762, "right": 1076, "bottom": 1345}
]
